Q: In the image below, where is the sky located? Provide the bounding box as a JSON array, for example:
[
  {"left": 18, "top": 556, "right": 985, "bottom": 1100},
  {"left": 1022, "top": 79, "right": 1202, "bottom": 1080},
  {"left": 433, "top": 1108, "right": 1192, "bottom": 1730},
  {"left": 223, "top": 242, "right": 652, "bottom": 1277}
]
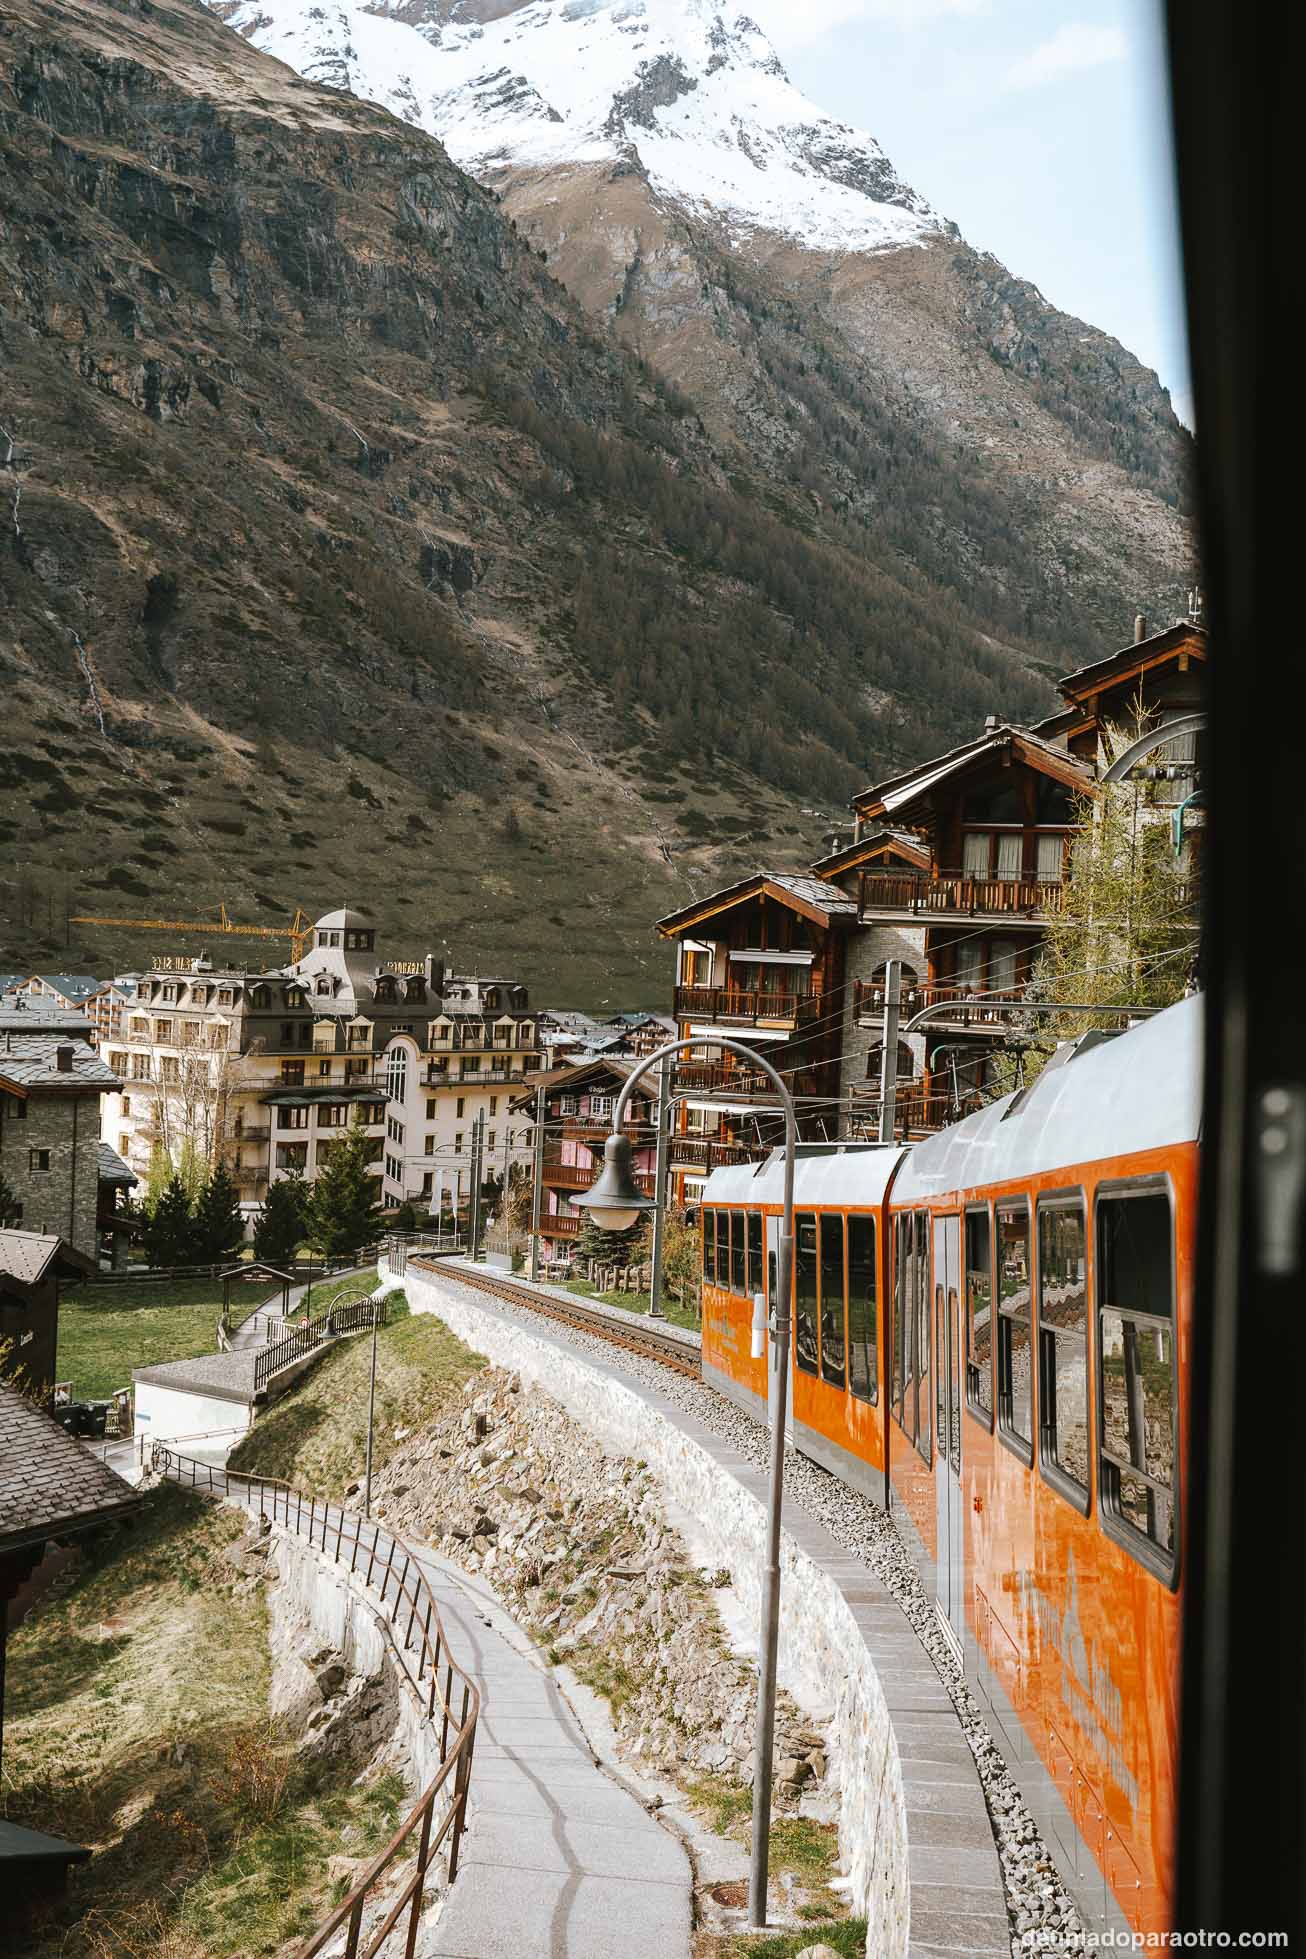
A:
[{"left": 746, "top": 0, "right": 1193, "bottom": 426}]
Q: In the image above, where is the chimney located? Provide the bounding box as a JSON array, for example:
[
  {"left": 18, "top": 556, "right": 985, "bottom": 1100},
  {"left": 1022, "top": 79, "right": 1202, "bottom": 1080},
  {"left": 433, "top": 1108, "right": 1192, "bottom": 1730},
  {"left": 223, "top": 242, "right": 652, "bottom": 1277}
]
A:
[
  {"left": 1134, "top": 613, "right": 1148, "bottom": 644},
  {"left": 984, "top": 713, "right": 999, "bottom": 734},
  {"left": 55, "top": 1043, "right": 74, "bottom": 1073}
]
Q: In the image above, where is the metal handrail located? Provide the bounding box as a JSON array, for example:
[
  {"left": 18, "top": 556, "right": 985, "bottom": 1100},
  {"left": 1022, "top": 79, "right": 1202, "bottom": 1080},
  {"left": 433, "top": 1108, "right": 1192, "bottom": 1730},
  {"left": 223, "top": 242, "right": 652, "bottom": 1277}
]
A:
[
  {"left": 253, "top": 1295, "right": 385, "bottom": 1395},
  {"left": 151, "top": 1445, "right": 479, "bottom": 1959}
]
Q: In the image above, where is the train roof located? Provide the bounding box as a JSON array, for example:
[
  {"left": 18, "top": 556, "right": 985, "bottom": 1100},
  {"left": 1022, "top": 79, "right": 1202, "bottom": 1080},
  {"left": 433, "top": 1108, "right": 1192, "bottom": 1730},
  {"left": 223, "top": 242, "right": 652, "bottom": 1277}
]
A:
[
  {"left": 702, "top": 1143, "right": 910, "bottom": 1210},
  {"left": 893, "top": 991, "right": 1203, "bottom": 1202},
  {"left": 699, "top": 995, "right": 1202, "bottom": 1213}
]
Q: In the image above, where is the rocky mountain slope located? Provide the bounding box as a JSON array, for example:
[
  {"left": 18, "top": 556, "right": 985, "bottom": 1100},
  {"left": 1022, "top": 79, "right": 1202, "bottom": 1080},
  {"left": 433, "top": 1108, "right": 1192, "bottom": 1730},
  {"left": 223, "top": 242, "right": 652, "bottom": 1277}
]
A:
[{"left": 1, "top": 0, "right": 1192, "bottom": 1003}]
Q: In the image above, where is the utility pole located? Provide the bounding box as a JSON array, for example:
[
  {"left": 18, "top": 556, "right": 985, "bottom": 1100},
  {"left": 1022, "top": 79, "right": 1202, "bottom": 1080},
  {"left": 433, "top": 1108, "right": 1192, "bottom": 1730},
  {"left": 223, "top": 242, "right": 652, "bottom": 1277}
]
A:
[
  {"left": 877, "top": 957, "right": 902, "bottom": 1144},
  {"left": 363, "top": 1295, "right": 379, "bottom": 1517},
  {"left": 529, "top": 1083, "right": 545, "bottom": 1282},
  {"left": 648, "top": 1054, "right": 671, "bottom": 1318},
  {"left": 468, "top": 1112, "right": 484, "bottom": 1264}
]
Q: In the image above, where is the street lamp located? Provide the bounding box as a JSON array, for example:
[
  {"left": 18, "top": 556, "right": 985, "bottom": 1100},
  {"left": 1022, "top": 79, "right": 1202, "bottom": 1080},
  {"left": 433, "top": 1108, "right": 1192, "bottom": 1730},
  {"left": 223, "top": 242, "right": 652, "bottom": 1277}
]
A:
[{"left": 578, "top": 1034, "right": 796, "bottom": 1931}]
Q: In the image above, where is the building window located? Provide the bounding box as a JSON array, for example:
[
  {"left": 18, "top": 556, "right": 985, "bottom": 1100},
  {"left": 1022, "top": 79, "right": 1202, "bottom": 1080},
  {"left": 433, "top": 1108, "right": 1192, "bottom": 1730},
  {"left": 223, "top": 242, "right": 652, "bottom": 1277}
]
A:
[
  {"left": 121, "top": 1095, "right": 131, "bottom": 1116},
  {"left": 1037, "top": 1199, "right": 1090, "bottom": 1502},
  {"left": 996, "top": 1201, "right": 1033, "bottom": 1458},
  {"left": 281, "top": 1062, "right": 305, "bottom": 1088},
  {"left": 489, "top": 1096, "right": 498, "bottom": 1116},
  {"left": 319, "top": 1060, "right": 331, "bottom": 1076},
  {"left": 1098, "top": 1188, "right": 1178, "bottom": 1576},
  {"left": 280, "top": 1106, "right": 309, "bottom": 1130},
  {"left": 487, "top": 1131, "right": 496, "bottom": 1151},
  {"left": 1036, "top": 833, "right": 1066, "bottom": 883},
  {"left": 318, "top": 1104, "right": 349, "bottom": 1128},
  {"left": 454, "top": 1131, "right": 464, "bottom": 1150},
  {"left": 279, "top": 1022, "right": 294, "bottom": 1045},
  {"left": 276, "top": 1144, "right": 307, "bottom": 1171},
  {"left": 590, "top": 1095, "right": 614, "bottom": 1121},
  {"left": 427, "top": 1099, "right": 437, "bottom": 1120},
  {"left": 422, "top": 1172, "right": 433, "bottom": 1196},
  {"left": 424, "top": 1136, "right": 435, "bottom": 1156},
  {"left": 29, "top": 1148, "right": 51, "bottom": 1172},
  {"left": 559, "top": 1095, "right": 578, "bottom": 1117}
]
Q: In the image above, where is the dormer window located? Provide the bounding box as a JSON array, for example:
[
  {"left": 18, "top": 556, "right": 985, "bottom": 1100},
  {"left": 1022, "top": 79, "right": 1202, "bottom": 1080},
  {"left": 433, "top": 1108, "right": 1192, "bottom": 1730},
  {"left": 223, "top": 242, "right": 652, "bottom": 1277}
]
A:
[
  {"left": 345, "top": 929, "right": 374, "bottom": 952},
  {"left": 405, "top": 978, "right": 426, "bottom": 1003},
  {"left": 316, "top": 977, "right": 333, "bottom": 995},
  {"left": 250, "top": 987, "right": 271, "bottom": 1009},
  {"left": 374, "top": 977, "right": 396, "bottom": 1004}
]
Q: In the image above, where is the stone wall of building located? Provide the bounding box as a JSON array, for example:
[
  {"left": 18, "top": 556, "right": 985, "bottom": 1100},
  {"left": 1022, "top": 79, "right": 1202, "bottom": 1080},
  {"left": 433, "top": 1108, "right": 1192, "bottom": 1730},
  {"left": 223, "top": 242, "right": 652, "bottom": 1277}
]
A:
[
  {"left": 837, "top": 921, "right": 927, "bottom": 1135},
  {"left": 0, "top": 1091, "right": 101, "bottom": 1255}
]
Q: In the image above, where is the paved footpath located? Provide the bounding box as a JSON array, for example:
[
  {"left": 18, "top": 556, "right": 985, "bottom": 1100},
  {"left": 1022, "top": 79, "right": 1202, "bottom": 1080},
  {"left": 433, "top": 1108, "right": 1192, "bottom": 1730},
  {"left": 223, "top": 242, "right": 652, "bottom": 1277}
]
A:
[{"left": 406, "top": 1546, "right": 693, "bottom": 1959}]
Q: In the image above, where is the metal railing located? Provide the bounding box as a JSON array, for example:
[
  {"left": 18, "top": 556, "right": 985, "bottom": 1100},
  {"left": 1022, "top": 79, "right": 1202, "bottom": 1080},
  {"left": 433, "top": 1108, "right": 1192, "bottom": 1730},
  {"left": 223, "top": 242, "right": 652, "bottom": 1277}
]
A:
[
  {"left": 151, "top": 1445, "right": 478, "bottom": 1959},
  {"left": 668, "top": 1137, "right": 762, "bottom": 1173},
  {"left": 253, "top": 1295, "right": 386, "bottom": 1396}
]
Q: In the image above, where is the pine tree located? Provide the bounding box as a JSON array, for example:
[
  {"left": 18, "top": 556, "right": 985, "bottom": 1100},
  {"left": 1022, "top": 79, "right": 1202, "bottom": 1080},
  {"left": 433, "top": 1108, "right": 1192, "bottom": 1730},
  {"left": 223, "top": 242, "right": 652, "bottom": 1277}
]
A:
[
  {"left": 253, "top": 1175, "right": 309, "bottom": 1265},
  {"left": 306, "top": 1115, "right": 381, "bottom": 1258},
  {"left": 575, "top": 1218, "right": 645, "bottom": 1270},
  {"left": 193, "top": 1163, "right": 245, "bottom": 1263},
  {"left": 142, "top": 1175, "right": 197, "bottom": 1269}
]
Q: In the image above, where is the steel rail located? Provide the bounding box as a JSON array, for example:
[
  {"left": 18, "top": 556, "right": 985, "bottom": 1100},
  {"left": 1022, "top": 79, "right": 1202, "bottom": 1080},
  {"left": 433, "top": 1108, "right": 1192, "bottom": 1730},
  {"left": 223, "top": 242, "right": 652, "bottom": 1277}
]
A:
[
  {"left": 407, "top": 1258, "right": 701, "bottom": 1377},
  {"left": 150, "top": 1444, "right": 479, "bottom": 1959}
]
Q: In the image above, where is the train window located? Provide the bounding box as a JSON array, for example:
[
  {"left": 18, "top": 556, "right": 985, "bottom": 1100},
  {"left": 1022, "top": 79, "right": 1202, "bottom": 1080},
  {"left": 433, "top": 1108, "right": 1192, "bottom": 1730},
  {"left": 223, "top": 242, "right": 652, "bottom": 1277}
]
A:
[
  {"left": 914, "top": 1214, "right": 931, "bottom": 1464},
  {"left": 795, "top": 1214, "right": 819, "bottom": 1376},
  {"left": 731, "top": 1209, "right": 746, "bottom": 1295},
  {"left": 747, "top": 1212, "right": 763, "bottom": 1300},
  {"left": 996, "top": 1200, "right": 1033, "bottom": 1461},
  {"left": 1037, "top": 1200, "right": 1090, "bottom": 1506},
  {"left": 716, "top": 1210, "right": 730, "bottom": 1289},
  {"left": 820, "top": 1214, "right": 846, "bottom": 1388},
  {"left": 1097, "top": 1189, "right": 1178, "bottom": 1579},
  {"left": 847, "top": 1215, "right": 877, "bottom": 1403},
  {"left": 892, "top": 1215, "right": 909, "bottom": 1424},
  {"left": 965, "top": 1207, "right": 994, "bottom": 1424},
  {"left": 702, "top": 1210, "right": 715, "bottom": 1282}
]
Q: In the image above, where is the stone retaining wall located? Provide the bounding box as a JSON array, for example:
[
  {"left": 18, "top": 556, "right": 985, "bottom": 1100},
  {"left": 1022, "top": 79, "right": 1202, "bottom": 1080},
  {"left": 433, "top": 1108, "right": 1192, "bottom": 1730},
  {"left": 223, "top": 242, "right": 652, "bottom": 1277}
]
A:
[{"left": 387, "top": 1256, "right": 1003, "bottom": 1959}]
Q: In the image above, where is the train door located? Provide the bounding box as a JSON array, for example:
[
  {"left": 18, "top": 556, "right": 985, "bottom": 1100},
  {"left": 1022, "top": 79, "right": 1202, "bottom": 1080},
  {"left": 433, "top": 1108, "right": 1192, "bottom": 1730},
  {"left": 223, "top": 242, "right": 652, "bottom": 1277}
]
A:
[
  {"left": 934, "top": 1214, "right": 965, "bottom": 1651},
  {"left": 766, "top": 1214, "right": 794, "bottom": 1441}
]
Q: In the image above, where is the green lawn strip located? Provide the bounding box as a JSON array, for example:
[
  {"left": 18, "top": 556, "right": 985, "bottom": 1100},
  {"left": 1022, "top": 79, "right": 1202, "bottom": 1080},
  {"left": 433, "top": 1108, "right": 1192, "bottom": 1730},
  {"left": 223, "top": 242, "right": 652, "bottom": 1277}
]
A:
[
  {"left": 228, "top": 1298, "right": 485, "bottom": 1498},
  {"left": 726, "top": 1920, "right": 868, "bottom": 1958},
  {"left": 684, "top": 1777, "right": 850, "bottom": 1944},
  {"left": 561, "top": 1277, "right": 701, "bottom": 1333},
  {"left": 5, "top": 1482, "right": 413, "bottom": 1958},
  {"left": 57, "top": 1278, "right": 279, "bottom": 1399}
]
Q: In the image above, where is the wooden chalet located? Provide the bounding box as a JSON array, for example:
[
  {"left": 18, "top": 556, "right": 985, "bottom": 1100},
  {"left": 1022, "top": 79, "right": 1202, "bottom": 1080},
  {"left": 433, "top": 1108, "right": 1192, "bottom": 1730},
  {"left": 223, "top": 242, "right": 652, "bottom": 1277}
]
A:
[
  {"left": 511, "top": 1059, "right": 657, "bottom": 1264},
  {"left": 0, "top": 1231, "right": 95, "bottom": 1403}
]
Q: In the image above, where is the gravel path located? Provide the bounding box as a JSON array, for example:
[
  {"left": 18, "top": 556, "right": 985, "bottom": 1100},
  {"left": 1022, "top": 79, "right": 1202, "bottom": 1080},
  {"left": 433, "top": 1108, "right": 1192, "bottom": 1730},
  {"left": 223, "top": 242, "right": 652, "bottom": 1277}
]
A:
[{"left": 443, "top": 1278, "right": 1087, "bottom": 1959}]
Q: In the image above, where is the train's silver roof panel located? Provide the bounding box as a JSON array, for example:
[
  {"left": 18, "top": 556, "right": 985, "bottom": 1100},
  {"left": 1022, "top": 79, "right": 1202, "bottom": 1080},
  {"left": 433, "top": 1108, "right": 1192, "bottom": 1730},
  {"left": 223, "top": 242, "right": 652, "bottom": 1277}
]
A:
[
  {"left": 893, "top": 992, "right": 1203, "bottom": 1202},
  {"left": 702, "top": 1144, "right": 909, "bottom": 1210}
]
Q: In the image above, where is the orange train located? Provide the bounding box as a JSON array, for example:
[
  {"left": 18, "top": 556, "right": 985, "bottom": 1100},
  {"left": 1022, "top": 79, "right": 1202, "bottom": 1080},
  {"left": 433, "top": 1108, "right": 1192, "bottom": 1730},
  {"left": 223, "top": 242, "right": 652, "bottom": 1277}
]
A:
[{"left": 699, "top": 995, "right": 1199, "bottom": 1940}]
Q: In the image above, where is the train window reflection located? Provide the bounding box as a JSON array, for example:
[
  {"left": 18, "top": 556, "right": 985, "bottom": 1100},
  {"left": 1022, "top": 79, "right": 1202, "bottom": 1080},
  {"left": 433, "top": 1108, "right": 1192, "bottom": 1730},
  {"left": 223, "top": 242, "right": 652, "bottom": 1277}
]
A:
[
  {"left": 847, "top": 1215, "right": 877, "bottom": 1403},
  {"left": 1037, "top": 1200, "right": 1089, "bottom": 1500},
  {"left": 714, "top": 1210, "right": 729, "bottom": 1288},
  {"left": 965, "top": 1207, "right": 993, "bottom": 1422},
  {"left": 820, "top": 1214, "right": 846, "bottom": 1388},
  {"left": 997, "top": 1201, "right": 1033, "bottom": 1456},
  {"left": 795, "top": 1213, "right": 819, "bottom": 1376},
  {"left": 1098, "top": 1190, "right": 1177, "bottom": 1571},
  {"left": 731, "top": 1209, "right": 746, "bottom": 1295},
  {"left": 702, "top": 1210, "right": 715, "bottom": 1281},
  {"left": 747, "top": 1211, "right": 763, "bottom": 1298}
]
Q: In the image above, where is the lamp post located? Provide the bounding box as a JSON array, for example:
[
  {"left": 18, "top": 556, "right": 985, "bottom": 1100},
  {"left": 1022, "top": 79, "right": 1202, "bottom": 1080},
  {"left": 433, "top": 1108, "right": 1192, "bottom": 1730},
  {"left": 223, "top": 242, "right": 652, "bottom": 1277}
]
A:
[{"left": 577, "top": 1034, "right": 797, "bottom": 1931}]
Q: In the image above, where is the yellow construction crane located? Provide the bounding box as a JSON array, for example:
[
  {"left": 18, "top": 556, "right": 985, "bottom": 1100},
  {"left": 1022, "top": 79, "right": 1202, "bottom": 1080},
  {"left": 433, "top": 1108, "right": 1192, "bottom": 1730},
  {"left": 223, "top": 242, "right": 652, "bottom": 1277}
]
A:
[{"left": 69, "top": 904, "right": 314, "bottom": 963}]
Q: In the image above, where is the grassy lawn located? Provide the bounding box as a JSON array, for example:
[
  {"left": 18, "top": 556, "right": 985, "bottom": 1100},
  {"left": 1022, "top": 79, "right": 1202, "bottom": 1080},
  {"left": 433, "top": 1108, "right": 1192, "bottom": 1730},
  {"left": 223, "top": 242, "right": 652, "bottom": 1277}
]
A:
[
  {"left": 228, "top": 1297, "right": 485, "bottom": 1498},
  {"left": 4, "top": 1484, "right": 406, "bottom": 1958},
  {"left": 684, "top": 1776, "right": 857, "bottom": 1956},
  {"left": 57, "top": 1267, "right": 380, "bottom": 1401},
  {"left": 562, "top": 1276, "right": 701, "bottom": 1334}
]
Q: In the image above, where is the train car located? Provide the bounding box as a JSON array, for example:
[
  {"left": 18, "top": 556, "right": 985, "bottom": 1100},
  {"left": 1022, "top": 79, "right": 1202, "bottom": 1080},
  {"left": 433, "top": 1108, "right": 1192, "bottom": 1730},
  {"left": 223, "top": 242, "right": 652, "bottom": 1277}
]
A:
[
  {"left": 699, "top": 1143, "right": 908, "bottom": 1507},
  {"left": 699, "top": 994, "right": 1200, "bottom": 1941}
]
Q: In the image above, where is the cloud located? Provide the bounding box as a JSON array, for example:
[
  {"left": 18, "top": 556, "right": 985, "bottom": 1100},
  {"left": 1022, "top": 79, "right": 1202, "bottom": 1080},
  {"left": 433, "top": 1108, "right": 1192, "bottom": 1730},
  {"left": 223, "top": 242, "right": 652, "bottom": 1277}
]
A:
[
  {"left": 1005, "top": 21, "right": 1128, "bottom": 90},
  {"left": 745, "top": 0, "right": 988, "bottom": 53}
]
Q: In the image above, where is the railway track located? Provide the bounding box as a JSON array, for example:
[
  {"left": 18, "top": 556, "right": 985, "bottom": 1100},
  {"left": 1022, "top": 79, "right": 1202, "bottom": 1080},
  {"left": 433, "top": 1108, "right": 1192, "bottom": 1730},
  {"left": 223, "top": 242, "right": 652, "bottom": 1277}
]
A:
[{"left": 407, "top": 1259, "right": 702, "bottom": 1378}]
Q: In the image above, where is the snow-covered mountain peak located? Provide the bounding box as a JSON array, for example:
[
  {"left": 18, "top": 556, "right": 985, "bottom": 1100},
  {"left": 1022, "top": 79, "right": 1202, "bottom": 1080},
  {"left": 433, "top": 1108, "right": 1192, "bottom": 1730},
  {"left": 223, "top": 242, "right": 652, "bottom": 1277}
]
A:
[{"left": 212, "top": 0, "right": 947, "bottom": 252}]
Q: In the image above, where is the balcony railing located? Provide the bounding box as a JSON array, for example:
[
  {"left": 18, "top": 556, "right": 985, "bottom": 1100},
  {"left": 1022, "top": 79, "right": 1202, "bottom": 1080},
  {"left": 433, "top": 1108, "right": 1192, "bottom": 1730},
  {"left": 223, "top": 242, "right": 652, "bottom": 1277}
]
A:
[
  {"left": 674, "top": 985, "right": 813, "bottom": 1026},
  {"left": 233, "top": 1125, "right": 269, "bottom": 1143},
  {"left": 542, "top": 1213, "right": 581, "bottom": 1237},
  {"left": 673, "top": 1061, "right": 776, "bottom": 1098},
  {"left": 849, "top": 1083, "right": 966, "bottom": 1137},
  {"left": 854, "top": 979, "right": 1033, "bottom": 1028},
  {"left": 546, "top": 1163, "right": 656, "bottom": 1195},
  {"left": 559, "top": 1115, "right": 653, "bottom": 1143},
  {"left": 669, "top": 1138, "right": 762, "bottom": 1174},
  {"left": 858, "top": 868, "right": 1067, "bottom": 919}
]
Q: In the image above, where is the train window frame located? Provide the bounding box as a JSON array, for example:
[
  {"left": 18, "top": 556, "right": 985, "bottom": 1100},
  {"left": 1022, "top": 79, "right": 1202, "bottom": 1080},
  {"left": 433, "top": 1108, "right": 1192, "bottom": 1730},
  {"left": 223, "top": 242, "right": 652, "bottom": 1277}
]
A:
[
  {"left": 964, "top": 1203, "right": 995, "bottom": 1430},
  {"left": 715, "top": 1210, "right": 729, "bottom": 1290},
  {"left": 746, "top": 1211, "right": 763, "bottom": 1302},
  {"left": 819, "top": 1212, "right": 847, "bottom": 1390},
  {"left": 1094, "top": 1175, "right": 1181, "bottom": 1590},
  {"left": 1035, "top": 1191, "right": 1092, "bottom": 1518},
  {"left": 702, "top": 1209, "right": 715, "bottom": 1283},
  {"left": 995, "top": 1197, "right": 1035, "bottom": 1468},
  {"left": 794, "top": 1212, "right": 820, "bottom": 1378},
  {"left": 846, "top": 1212, "right": 877, "bottom": 1405},
  {"left": 730, "top": 1208, "right": 746, "bottom": 1296}
]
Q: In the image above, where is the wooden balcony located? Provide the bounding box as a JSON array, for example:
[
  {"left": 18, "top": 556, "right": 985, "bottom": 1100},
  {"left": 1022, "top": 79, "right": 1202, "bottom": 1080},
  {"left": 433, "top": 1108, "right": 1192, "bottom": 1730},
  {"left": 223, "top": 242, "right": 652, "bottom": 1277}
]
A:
[
  {"left": 674, "top": 985, "right": 814, "bottom": 1027},
  {"left": 546, "top": 1163, "right": 655, "bottom": 1195},
  {"left": 559, "top": 1116, "right": 653, "bottom": 1143},
  {"left": 668, "top": 1138, "right": 762, "bottom": 1174},
  {"left": 542, "top": 1213, "right": 581, "bottom": 1237},
  {"left": 858, "top": 867, "right": 1066, "bottom": 921},
  {"left": 849, "top": 1083, "right": 965, "bottom": 1138},
  {"left": 673, "top": 1061, "right": 774, "bottom": 1097},
  {"left": 854, "top": 979, "right": 1033, "bottom": 1029}
]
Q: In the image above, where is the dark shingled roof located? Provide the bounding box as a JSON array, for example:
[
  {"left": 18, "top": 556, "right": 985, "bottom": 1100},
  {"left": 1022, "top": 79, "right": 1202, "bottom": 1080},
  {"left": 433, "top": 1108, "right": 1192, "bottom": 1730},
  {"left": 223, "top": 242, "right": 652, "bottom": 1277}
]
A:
[
  {"left": 0, "top": 1231, "right": 96, "bottom": 1288},
  {"left": 0, "top": 1386, "right": 139, "bottom": 1552},
  {"left": 96, "top": 1142, "right": 137, "bottom": 1188},
  {"left": 0, "top": 1033, "right": 121, "bottom": 1090}
]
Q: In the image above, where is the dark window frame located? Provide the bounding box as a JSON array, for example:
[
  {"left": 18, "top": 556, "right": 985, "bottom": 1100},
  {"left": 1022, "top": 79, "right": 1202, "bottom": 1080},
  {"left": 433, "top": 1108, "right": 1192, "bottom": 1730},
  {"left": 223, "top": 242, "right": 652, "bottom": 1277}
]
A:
[
  {"left": 746, "top": 1211, "right": 763, "bottom": 1302},
  {"left": 1035, "top": 1190, "right": 1092, "bottom": 1517},
  {"left": 730, "top": 1208, "right": 747, "bottom": 1296},
  {"left": 964, "top": 1203, "right": 995, "bottom": 1428},
  {"left": 819, "top": 1212, "right": 847, "bottom": 1390},
  {"left": 995, "top": 1196, "right": 1035, "bottom": 1467},
  {"left": 701, "top": 1209, "right": 715, "bottom": 1282},
  {"left": 1094, "top": 1176, "right": 1181, "bottom": 1589},
  {"left": 794, "top": 1212, "right": 820, "bottom": 1378},
  {"left": 847, "top": 1212, "right": 877, "bottom": 1405}
]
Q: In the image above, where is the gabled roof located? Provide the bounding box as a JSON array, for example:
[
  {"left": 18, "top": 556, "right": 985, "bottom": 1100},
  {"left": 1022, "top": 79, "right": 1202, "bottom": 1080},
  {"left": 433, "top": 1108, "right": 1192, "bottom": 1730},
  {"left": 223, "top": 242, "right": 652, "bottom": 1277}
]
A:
[
  {"left": 656, "top": 871, "right": 858, "bottom": 939},
  {"left": 852, "top": 725, "right": 1092, "bottom": 822},
  {"left": 509, "top": 1055, "right": 649, "bottom": 1110},
  {"left": 0, "top": 1034, "right": 122, "bottom": 1092},
  {"left": 0, "top": 1231, "right": 96, "bottom": 1289},
  {"left": 23, "top": 975, "right": 101, "bottom": 1003},
  {"left": 1056, "top": 619, "right": 1206, "bottom": 706},
  {"left": 810, "top": 826, "right": 932, "bottom": 877},
  {"left": 0, "top": 1384, "right": 139, "bottom": 1553},
  {"left": 96, "top": 1143, "right": 137, "bottom": 1188}
]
